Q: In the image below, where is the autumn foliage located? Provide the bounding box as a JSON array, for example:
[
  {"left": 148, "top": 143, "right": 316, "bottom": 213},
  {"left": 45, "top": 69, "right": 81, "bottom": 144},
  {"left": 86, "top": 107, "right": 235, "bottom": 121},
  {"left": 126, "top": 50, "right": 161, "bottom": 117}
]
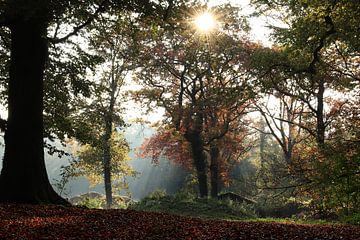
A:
[
  {"left": 1, "top": 204, "right": 359, "bottom": 240},
  {"left": 138, "top": 128, "right": 193, "bottom": 170}
]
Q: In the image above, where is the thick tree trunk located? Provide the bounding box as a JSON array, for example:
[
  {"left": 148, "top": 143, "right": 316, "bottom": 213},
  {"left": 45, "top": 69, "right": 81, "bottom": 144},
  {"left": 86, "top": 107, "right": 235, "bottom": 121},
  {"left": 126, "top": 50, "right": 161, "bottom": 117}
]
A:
[
  {"left": 0, "top": 20, "right": 67, "bottom": 205},
  {"left": 185, "top": 129, "right": 208, "bottom": 198},
  {"left": 210, "top": 143, "right": 220, "bottom": 198}
]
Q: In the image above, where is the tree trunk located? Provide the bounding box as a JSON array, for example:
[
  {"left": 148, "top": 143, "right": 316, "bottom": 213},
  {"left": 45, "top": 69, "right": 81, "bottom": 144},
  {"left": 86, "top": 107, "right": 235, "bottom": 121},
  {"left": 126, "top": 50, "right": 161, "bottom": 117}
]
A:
[
  {"left": 316, "top": 79, "right": 326, "bottom": 147},
  {"left": 185, "top": 129, "right": 208, "bottom": 198},
  {"left": 102, "top": 114, "right": 113, "bottom": 209},
  {"left": 210, "top": 143, "right": 220, "bottom": 198},
  {"left": 102, "top": 66, "right": 118, "bottom": 209},
  {"left": 0, "top": 19, "right": 68, "bottom": 204}
]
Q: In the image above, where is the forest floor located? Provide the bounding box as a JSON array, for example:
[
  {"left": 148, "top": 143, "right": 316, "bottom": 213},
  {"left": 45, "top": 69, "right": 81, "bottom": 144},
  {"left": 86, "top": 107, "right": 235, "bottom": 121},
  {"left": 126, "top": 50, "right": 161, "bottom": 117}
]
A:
[{"left": 0, "top": 204, "right": 359, "bottom": 240}]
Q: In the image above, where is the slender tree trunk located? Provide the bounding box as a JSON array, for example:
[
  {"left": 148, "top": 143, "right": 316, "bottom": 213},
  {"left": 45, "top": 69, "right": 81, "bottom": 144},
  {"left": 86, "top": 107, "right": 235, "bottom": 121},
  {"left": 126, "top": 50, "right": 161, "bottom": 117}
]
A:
[
  {"left": 284, "top": 148, "right": 292, "bottom": 165},
  {"left": 101, "top": 67, "right": 118, "bottom": 209},
  {"left": 210, "top": 143, "right": 220, "bottom": 198},
  {"left": 102, "top": 113, "right": 113, "bottom": 209},
  {"left": 185, "top": 129, "right": 208, "bottom": 198},
  {"left": 0, "top": 19, "right": 67, "bottom": 204},
  {"left": 316, "top": 78, "right": 326, "bottom": 147},
  {"left": 259, "top": 123, "right": 266, "bottom": 166}
]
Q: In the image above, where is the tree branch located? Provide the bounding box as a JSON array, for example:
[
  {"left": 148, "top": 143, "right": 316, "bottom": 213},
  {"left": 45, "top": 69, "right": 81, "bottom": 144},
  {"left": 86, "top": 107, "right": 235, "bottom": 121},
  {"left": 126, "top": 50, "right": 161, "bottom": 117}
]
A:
[
  {"left": 260, "top": 15, "right": 336, "bottom": 81},
  {"left": 273, "top": 116, "right": 316, "bottom": 138},
  {"left": 307, "top": 15, "right": 336, "bottom": 74},
  {"left": 49, "top": 0, "right": 109, "bottom": 44}
]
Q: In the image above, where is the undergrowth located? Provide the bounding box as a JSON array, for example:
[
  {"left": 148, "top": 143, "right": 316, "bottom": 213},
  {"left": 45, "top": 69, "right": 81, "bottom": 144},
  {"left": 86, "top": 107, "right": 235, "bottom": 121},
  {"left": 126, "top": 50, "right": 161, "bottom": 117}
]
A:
[{"left": 129, "top": 190, "right": 256, "bottom": 220}]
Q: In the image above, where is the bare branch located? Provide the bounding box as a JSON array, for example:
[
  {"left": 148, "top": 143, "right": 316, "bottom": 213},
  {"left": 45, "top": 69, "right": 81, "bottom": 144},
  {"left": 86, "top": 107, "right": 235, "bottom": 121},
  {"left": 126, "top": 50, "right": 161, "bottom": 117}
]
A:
[
  {"left": 274, "top": 116, "right": 316, "bottom": 137},
  {"left": 255, "top": 102, "right": 286, "bottom": 149}
]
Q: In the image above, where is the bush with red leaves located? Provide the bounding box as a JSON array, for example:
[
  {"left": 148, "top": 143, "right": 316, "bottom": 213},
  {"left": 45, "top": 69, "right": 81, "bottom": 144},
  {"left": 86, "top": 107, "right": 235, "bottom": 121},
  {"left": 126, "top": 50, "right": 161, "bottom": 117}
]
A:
[{"left": 0, "top": 204, "right": 359, "bottom": 239}]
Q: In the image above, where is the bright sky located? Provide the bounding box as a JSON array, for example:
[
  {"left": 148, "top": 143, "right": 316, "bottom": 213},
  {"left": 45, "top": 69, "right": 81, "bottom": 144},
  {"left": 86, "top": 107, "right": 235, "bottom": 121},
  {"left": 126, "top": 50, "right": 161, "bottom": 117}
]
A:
[{"left": 209, "top": 0, "right": 272, "bottom": 46}]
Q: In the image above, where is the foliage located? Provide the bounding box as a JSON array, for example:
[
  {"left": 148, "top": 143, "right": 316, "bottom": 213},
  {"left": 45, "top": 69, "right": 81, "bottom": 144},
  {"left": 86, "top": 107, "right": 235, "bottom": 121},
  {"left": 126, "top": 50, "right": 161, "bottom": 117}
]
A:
[
  {"left": 52, "top": 165, "right": 77, "bottom": 197},
  {"left": 341, "top": 213, "right": 360, "bottom": 226},
  {"left": 78, "top": 197, "right": 104, "bottom": 209},
  {"left": 76, "top": 196, "right": 128, "bottom": 209},
  {"left": 129, "top": 190, "right": 256, "bottom": 220},
  {"left": 2, "top": 204, "right": 360, "bottom": 239},
  {"left": 138, "top": 128, "right": 193, "bottom": 170},
  {"left": 65, "top": 131, "right": 137, "bottom": 193},
  {"left": 252, "top": 0, "right": 360, "bottom": 53},
  {"left": 297, "top": 141, "right": 360, "bottom": 216},
  {"left": 250, "top": 0, "right": 360, "bottom": 217}
]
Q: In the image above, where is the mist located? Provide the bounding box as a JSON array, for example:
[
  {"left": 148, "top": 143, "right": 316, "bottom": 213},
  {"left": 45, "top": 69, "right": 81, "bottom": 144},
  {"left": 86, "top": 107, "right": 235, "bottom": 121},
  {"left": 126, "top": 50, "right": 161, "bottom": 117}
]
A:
[{"left": 0, "top": 123, "right": 188, "bottom": 200}]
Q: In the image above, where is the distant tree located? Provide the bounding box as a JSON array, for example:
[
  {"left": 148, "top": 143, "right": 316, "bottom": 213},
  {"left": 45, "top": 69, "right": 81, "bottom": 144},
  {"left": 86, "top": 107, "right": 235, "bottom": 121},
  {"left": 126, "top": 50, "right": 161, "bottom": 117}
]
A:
[
  {"left": 254, "top": 94, "right": 311, "bottom": 190},
  {"left": 256, "top": 95, "right": 305, "bottom": 165},
  {"left": 251, "top": 0, "right": 360, "bottom": 213},
  {"left": 66, "top": 132, "right": 136, "bottom": 201},
  {"left": 252, "top": 0, "right": 359, "bottom": 147},
  {"left": 255, "top": 120, "right": 300, "bottom": 197},
  {"left": 69, "top": 11, "right": 139, "bottom": 208}
]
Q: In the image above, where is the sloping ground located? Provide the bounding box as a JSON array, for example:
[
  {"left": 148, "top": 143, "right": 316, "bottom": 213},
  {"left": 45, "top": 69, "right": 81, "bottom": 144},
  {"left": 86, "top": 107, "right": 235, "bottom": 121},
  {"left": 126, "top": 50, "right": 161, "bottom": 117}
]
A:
[{"left": 0, "top": 204, "right": 359, "bottom": 240}]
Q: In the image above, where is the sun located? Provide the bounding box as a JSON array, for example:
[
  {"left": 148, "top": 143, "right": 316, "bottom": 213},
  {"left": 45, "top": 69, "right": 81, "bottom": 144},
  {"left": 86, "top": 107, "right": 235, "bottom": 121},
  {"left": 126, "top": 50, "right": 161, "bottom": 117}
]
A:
[{"left": 194, "top": 12, "right": 216, "bottom": 33}]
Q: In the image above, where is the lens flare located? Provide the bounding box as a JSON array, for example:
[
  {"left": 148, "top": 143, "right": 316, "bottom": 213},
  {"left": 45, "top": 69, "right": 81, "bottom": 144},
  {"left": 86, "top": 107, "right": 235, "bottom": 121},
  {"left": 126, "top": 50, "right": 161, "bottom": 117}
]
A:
[{"left": 194, "top": 12, "right": 216, "bottom": 33}]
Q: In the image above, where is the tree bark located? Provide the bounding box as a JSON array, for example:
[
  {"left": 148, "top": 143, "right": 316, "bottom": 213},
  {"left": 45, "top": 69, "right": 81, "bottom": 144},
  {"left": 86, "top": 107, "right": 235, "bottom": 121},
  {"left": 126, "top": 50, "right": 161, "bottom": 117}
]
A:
[
  {"left": 210, "top": 143, "right": 220, "bottom": 198},
  {"left": 0, "top": 19, "right": 67, "bottom": 205},
  {"left": 185, "top": 129, "right": 208, "bottom": 198},
  {"left": 102, "top": 113, "right": 113, "bottom": 209},
  {"left": 316, "top": 78, "right": 326, "bottom": 147},
  {"left": 101, "top": 61, "right": 119, "bottom": 209}
]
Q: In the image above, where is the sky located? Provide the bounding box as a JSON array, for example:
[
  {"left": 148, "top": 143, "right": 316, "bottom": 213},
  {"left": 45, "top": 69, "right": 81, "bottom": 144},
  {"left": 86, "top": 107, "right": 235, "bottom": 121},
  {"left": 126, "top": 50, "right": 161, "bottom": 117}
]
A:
[{"left": 209, "top": 0, "right": 273, "bottom": 46}]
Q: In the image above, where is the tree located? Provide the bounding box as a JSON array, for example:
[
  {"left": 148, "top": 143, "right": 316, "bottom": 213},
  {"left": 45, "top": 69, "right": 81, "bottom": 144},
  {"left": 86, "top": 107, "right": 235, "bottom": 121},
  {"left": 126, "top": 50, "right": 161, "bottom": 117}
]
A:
[
  {"left": 251, "top": 0, "right": 360, "bottom": 213},
  {"left": 256, "top": 94, "right": 305, "bottom": 165},
  {"left": 255, "top": 122, "right": 296, "bottom": 198},
  {"left": 254, "top": 92, "right": 312, "bottom": 192},
  {"left": 134, "top": 3, "right": 253, "bottom": 197},
  {"left": 251, "top": 0, "right": 359, "bottom": 146},
  {"left": 69, "top": 11, "right": 139, "bottom": 208},
  {"left": 0, "top": 0, "right": 72, "bottom": 204},
  {"left": 66, "top": 132, "right": 136, "bottom": 203},
  {"left": 0, "top": 0, "right": 173, "bottom": 204}
]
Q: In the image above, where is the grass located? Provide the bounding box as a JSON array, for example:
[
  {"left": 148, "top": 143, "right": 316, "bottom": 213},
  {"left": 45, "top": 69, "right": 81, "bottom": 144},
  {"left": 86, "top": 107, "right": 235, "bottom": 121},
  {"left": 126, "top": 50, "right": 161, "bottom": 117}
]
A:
[
  {"left": 128, "top": 190, "right": 350, "bottom": 225},
  {"left": 128, "top": 190, "right": 255, "bottom": 221},
  {"left": 245, "top": 217, "right": 336, "bottom": 225}
]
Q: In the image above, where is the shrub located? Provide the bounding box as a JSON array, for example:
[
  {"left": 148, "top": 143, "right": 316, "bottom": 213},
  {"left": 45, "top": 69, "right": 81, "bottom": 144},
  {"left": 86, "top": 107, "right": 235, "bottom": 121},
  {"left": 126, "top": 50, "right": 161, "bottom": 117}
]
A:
[
  {"left": 78, "top": 197, "right": 104, "bottom": 209},
  {"left": 129, "top": 190, "right": 256, "bottom": 220}
]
